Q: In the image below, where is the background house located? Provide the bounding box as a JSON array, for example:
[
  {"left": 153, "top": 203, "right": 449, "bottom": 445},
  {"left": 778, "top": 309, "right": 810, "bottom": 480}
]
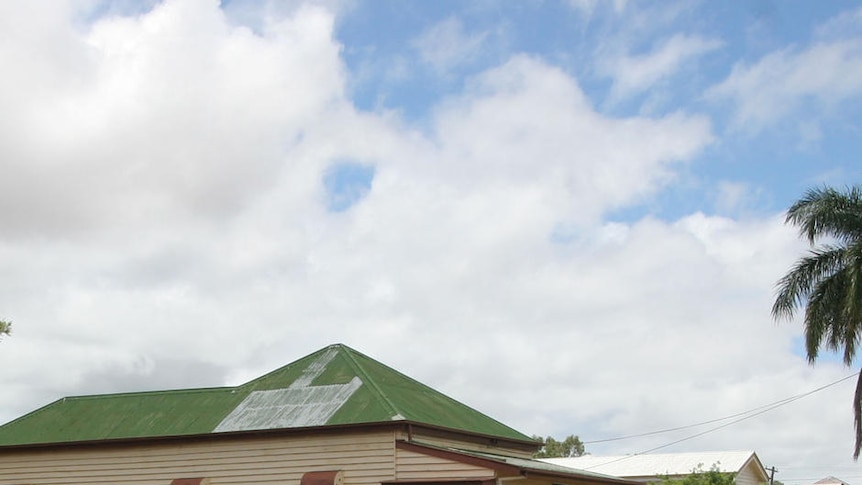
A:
[
  {"left": 543, "top": 451, "right": 769, "bottom": 485},
  {"left": 812, "top": 477, "right": 852, "bottom": 485},
  {"left": 0, "top": 343, "right": 637, "bottom": 485}
]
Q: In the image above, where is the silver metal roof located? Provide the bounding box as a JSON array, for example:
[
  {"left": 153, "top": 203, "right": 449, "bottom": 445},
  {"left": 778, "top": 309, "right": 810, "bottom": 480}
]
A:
[{"left": 542, "top": 451, "right": 764, "bottom": 478}]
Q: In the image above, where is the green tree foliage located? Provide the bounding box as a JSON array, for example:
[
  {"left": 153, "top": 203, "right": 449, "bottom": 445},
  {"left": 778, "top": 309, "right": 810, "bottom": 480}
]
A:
[
  {"left": 531, "top": 434, "right": 585, "bottom": 458},
  {"left": 772, "top": 185, "right": 862, "bottom": 459},
  {"left": 0, "top": 320, "right": 10, "bottom": 339},
  {"left": 660, "top": 464, "right": 735, "bottom": 485}
]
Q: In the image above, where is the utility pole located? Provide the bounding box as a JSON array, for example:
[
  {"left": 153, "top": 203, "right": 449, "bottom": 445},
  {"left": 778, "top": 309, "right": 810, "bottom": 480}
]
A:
[{"left": 768, "top": 466, "right": 777, "bottom": 485}]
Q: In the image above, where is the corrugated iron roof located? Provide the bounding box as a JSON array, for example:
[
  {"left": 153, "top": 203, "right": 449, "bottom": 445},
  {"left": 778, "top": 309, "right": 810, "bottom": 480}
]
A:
[
  {"left": 814, "top": 477, "right": 852, "bottom": 485},
  {"left": 543, "top": 451, "right": 765, "bottom": 478},
  {"left": 464, "top": 449, "right": 636, "bottom": 482},
  {"left": 399, "top": 440, "right": 640, "bottom": 485},
  {"left": 0, "top": 344, "right": 532, "bottom": 446}
]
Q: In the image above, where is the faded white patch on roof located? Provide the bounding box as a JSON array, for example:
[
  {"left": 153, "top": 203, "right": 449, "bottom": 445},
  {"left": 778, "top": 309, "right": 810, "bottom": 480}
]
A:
[
  {"left": 214, "top": 348, "right": 362, "bottom": 433},
  {"left": 214, "top": 376, "right": 363, "bottom": 432},
  {"left": 290, "top": 346, "right": 339, "bottom": 389}
]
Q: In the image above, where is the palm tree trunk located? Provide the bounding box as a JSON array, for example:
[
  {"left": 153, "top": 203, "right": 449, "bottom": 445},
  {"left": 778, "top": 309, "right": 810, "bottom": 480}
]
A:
[{"left": 854, "top": 367, "right": 862, "bottom": 460}]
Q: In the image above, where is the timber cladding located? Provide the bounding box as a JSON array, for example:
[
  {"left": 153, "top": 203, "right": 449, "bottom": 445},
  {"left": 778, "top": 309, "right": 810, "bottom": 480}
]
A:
[
  {"left": 0, "top": 430, "right": 398, "bottom": 485},
  {"left": 394, "top": 446, "right": 495, "bottom": 482}
]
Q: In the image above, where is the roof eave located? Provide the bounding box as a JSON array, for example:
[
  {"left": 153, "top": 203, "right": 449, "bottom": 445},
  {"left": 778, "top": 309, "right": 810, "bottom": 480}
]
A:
[
  {"left": 403, "top": 420, "right": 540, "bottom": 451},
  {"left": 396, "top": 441, "right": 641, "bottom": 485},
  {"left": 0, "top": 418, "right": 539, "bottom": 453},
  {"left": 0, "top": 420, "right": 410, "bottom": 451}
]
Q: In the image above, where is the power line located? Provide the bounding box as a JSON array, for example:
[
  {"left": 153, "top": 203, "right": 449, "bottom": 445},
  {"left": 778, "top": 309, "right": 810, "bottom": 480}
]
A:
[
  {"left": 583, "top": 393, "right": 805, "bottom": 444},
  {"left": 588, "top": 374, "right": 856, "bottom": 444},
  {"left": 580, "top": 372, "right": 857, "bottom": 470}
]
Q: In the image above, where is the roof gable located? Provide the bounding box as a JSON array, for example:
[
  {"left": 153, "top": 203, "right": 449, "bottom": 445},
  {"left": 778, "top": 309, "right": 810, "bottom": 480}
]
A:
[
  {"left": 0, "top": 344, "right": 531, "bottom": 446},
  {"left": 814, "top": 478, "right": 852, "bottom": 485}
]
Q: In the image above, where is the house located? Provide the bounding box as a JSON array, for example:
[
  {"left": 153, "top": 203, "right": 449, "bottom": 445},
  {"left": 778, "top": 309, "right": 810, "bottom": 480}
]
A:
[
  {"left": 812, "top": 477, "right": 852, "bottom": 485},
  {"left": 0, "top": 343, "right": 638, "bottom": 485},
  {"left": 543, "top": 451, "right": 769, "bottom": 485}
]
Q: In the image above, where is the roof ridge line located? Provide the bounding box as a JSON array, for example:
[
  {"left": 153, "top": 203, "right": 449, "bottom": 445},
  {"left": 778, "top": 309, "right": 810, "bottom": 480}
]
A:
[
  {"left": 340, "top": 345, "right": 531, "bottom": 438},
  {"left": 62, "top": 385, "right": 236, "bottom": 400},
  {"left": 236, "top": 345, "right": 333, "bottom": 389},
  {"left": 337, "top": 345, "right": 402, "bottom": 419},
  {"left": 0, "top": 396, "right": 63, "bottom": 430}
]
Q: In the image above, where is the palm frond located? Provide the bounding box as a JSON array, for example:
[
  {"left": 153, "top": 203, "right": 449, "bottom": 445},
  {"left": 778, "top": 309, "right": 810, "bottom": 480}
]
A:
[
  {"left": 844, "top": 242, "right": 862, "bottom": 328},
  {"left": 772, "top": 245, "right": 847, "bottom": 321},
  {"left": 778, "top": 185, "right": 862, "bottom": 461},
  {"left": 804, "top": 268, "right": 850, "bottom": 363},
  {"left": 786, "top": 185, "right": 862, "bottom": 244}
]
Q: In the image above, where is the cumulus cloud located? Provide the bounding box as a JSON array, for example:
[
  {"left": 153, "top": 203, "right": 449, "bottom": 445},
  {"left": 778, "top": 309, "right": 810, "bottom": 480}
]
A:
[
  {"left": 430, "top": 55, "right": 713, "bottom": 224},
  {"left": 0, "top": 0, "right": 345, "bottom": 238},
  {"left": 1, "top": 0, "right": 711, "bottom": 410}
]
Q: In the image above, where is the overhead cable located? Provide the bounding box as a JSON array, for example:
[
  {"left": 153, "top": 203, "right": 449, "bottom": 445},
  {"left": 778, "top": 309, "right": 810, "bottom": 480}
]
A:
[
  {"left": 583, "top": 372, "right": 856, "bottom": 445},
  {"left": 580, "top": 372, "right": 857, "bottom": 470}
]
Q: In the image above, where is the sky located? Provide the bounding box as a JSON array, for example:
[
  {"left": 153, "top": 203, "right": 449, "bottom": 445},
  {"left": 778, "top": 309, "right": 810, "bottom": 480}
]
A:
[{"left": 1, "top": 0, "right": 862, "bottom": 482}]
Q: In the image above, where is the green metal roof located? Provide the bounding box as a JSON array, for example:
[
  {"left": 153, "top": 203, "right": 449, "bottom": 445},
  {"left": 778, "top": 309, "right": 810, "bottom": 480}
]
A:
[{"left": 0, "top": 344, "right": 533, "bottom": 446}]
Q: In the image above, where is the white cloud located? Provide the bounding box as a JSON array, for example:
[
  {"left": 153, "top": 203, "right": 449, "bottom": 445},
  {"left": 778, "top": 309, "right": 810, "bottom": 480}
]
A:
[
  {"left": 429, "top": 55, "right": 713, "bottom": 224},
  {"left": 602, "top": 34, "right": 722, "bottom": 102},
  {"left": 814, "top": 5, "right": 862, "bottom": 41},
  {"left": 3, "top": 0, "right": 713, "bottom": 419},
  {"left": 711, "top": 181, "right": 767, "bottom": 217},
  {"left": 709, "top": 39, "right": 862, "bottom": 130},
  {"left": 568, "top": 0, "right": 628, "bottom": 17},
  {"left": 0, "top": 0, "right": 346, "bottom": 238},
  {"left": 412, "top": 16, "right": 488, "bottom": 75}
]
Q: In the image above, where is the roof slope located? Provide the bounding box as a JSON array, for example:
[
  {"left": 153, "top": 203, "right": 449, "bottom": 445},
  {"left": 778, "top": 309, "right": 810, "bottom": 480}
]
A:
[
  {"left": 0, "top": 344, "right": 532, "bottom": 447},
  {"left": 543, "top": 451, "right": 766, "bottom": 478},
  {"left": 398, "top": 441, "right": 640, "bottom": 485},
  {"left": 814, "top": 478, "right": 852, "bottom": 485}
]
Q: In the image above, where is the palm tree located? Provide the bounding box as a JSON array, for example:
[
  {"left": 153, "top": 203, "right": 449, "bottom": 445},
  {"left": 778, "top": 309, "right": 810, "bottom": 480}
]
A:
[{"left": 772, "top": 185, "right": 862, "bottom": 459}]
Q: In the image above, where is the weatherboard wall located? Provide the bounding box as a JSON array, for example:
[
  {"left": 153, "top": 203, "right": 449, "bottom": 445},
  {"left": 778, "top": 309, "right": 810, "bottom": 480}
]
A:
[
  {"left": 0, "top": 430, "right": 399, "bottom": 485},
  {"left": 394, "top": 445, "right": 495, "bottom": 481},
  {"left": 0, "top": 430, "right": 522, "bottom": 485},
  {"left": 735, "top": 462, "right": 768, "bottom": 485}
]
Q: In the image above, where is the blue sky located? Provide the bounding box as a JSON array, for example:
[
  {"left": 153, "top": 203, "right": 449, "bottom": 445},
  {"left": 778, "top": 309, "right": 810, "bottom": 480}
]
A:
[
  {"left": 1, "top": 1, "right": 861, "bottom": 483},
  {"left": 333, "top": 0, "right": 862, "bottom": 221}
]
